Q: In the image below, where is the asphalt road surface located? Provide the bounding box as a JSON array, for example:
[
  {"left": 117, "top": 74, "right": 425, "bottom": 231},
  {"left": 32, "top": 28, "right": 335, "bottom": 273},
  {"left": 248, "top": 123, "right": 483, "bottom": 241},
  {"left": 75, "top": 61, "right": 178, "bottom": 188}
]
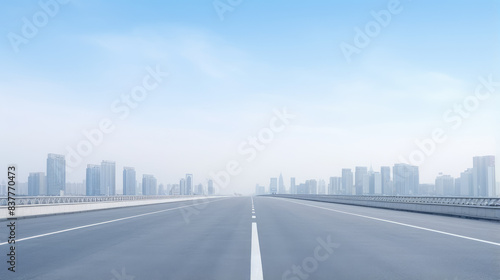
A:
[{"left": 0, "top": 196, "right": 499, "bottom": 280}]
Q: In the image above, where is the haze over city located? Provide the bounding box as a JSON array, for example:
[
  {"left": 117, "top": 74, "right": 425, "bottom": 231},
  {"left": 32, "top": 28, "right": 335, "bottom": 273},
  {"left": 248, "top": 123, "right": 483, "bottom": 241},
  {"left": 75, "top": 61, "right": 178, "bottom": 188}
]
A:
[
  {"left": 1, "top": 1, "right": 500, "bottom": 280},
  {"left": 1, "top": 0, "right": 498, "bottom": 195}
]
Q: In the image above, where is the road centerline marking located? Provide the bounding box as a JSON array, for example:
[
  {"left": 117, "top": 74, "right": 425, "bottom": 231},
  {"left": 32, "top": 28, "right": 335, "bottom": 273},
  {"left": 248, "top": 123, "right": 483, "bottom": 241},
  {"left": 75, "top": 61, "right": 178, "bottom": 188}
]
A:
[{"left": 251, "top": 222, "right": 264, "bottom": 280}]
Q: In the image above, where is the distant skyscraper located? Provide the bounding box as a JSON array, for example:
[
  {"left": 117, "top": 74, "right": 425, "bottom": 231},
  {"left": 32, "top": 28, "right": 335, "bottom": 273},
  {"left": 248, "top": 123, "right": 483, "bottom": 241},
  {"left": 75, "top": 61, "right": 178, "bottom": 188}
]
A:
[
  {"left": 47, "top": 153, "right": 65, "bottom": 196},
  {"left": 142, "top": 175, "right": 157, "bottom": 195},
  {"left": 208, "top": 179, "right": 215, "bottom": 195},
  {"left": 255, "top": 184, "right": 266, "bottom": 195},
  {"left": 0, "top": 181, "right": 6, "bottom": 196},
  {"left": 393, "top": 163, "right": 419, "bottom": 195},
  {"left": 195, "top": 183, "right": 204, "bottom": 195},
  {"left": 180, "top": 178, "right": 186, "bottom": 195},
  {"left": 17, "top": 182, "right": 28, "bottom": 195},
  {"left": 371, "top": 172, "right": 382, "bottom": 195},
  {"left": 459, "top": 168, "right": 473, "bottom": 196},
  {"left": 363, "top": 172, "right": 371, "bottom": 194},
  {"left": 28, "top": 172, "right": 45, "bottom": 196},
  {"left": 435, "top": 173, "right": 454, "bottom": 196},
  {"left": 278, "top": 173, "right": 286, "bottom": 194},
  {"left": 454, "top": 178, "right": 461, "bottom": 196},
  {"left": 123, "top": 167, "right": 136, "bottom": 195},
  {"left": 419, "top": 183, "right": 435, "bottom": 196},
  {"left": 65, "top": 181, "right": 85, "bottom": 195},
  {"left": 86, "top": 164, "right": 100, "bottom": 196},
  {"left": 473, "top": 156, "right": 496, "bottom": 197},
  {"left": 328, "top": 177, "right": 341, "bottom": 195},
  {"left": 186, "top": 174, "right": 193, "bottom": 195},
  {"left": 290, "top": 177, "right": 296, "bottom": 194},
  {"left": 342, "top": 169, "right": 353, "bottom": 195},
  {"left": 318, "top": 179, "right": 326, "bottom": 194},
  {"left": 170, "top": 184, "right": 180, "bottom": 195},
  {"left": 269, "top": 178, "right": 278, "bottom": 194},
  {"left": 381, "top": 166, "right": 391, "bottom": 195},
  {"left": 307, "top": 179, "right": 317, "bottom": 194},
  {"left": 100, "top": 161, "right": 116, "bottom": 196},
  {"left": 158, "top": 184, "right": 165, "bottom": 195},
  {"left": 297, "top": 183, "right": 307, "bottom": 194},
  {"left": 355, "top": 167, "right": 368, "bottom": 195}
]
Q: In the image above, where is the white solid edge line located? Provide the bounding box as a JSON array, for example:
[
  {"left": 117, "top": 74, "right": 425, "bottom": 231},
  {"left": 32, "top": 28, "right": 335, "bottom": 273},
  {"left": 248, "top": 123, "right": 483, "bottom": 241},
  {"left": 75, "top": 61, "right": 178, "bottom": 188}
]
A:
[
  {"left": 251, "top": 222, "right": 264, "bottom": 280},
  {"left": 0, "top": 198, "right": 229, "bottom": 246},
  {"left": 277, "top": 198, "right": 500, "bottom": 247}
]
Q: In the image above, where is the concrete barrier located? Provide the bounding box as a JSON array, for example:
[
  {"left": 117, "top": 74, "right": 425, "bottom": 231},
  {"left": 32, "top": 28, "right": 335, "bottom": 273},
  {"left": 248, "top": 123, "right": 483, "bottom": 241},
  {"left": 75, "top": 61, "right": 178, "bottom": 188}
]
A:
[
  {"left": 271, "top": 194, "right": 500, "bottom": 221},
  {"left": 0, "top": 196, "right": 223, "bottom": 220}
]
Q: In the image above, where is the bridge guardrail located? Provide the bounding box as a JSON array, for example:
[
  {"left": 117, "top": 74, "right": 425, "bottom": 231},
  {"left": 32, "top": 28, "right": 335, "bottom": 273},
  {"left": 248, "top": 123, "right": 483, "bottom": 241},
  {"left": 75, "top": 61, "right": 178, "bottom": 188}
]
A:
[
  {"left": 0, "top": 195, "right": 195, "bottom": 206},
  {"left": 270, "top": 194, "right": 500, "bottom": 221},
  {"left": 0, "top": 195, "right": 221, "bottom": 220}
]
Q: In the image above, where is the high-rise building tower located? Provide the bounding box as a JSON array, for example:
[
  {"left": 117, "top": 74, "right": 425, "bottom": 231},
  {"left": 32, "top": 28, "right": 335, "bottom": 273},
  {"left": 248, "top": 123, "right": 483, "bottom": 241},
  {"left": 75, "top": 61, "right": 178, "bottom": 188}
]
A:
[
  {"left": 186, "top": 174, "right": 193, "bottom": 195},
  {"left": 47, "top": 153, "right": 66, "bottom": 196},
  {"left": 342, "top": 168, "right": 353, "bottom": 195},
  {"left": 329, "top": 177, "right": 341, "bottom": 195},
  {"left": 208, "top": 179, "right": 215, "bottom": 195},
  {"left": 290, "top": 177, "right": 296, "bottom": 194},
  {"left": 28, "top": 172, "right": 45, "bottom": 196},
  {"left": 0, "top": 181, "right": 6, "bottom": 196},
  {"left": 307, "top": 179, "right": 318, "bottom": 194},
  {"left": 371, "top": 172, "right": 382, "bottom": 195},
  {"left": 381, "top": 166, "right": 391, "bottom": 195},
  {"left": 393, "top": 163, "right": 419, "bottom": 195},
  {"left": 318, "top": 179, "right": 326, "bottom": 194},
  {"left": 123, "top": 167, "right": 136, "bottom": 195},
  {"left": 355, "top": 166, "right": 368, "bottom": 195},
  {"left": 473, "top": 156, "right": 496, "bottom": 197},
  {"left": 255, "top": 184, "right": 266, "bottom": 195},
  {"left": 86, "top": 164, "right": 101, "bottom": 196},
  {"left": 195, "top": 183, "right": 204, "bottom": 195},
  {"left": 269, "top": 178, "right": 278, "bottom": 194},
  {"left": 435, "top": 173, "right": 454, "bottom": 196},
  {"left": 142, "top": 175, "right": 157, "bottom": 195},
  {"left": 158, "top": 184, "right": 165, "bottom": 195},
  {"left": 170, "top": 184, "right": 180, "bottom": 195},
  {"left": 278, "top": 173, "right": 285, "bottom": 194},
  {"left": 459, "top": 168, "right": 473, "bottom": 196},
  {"left": 100, "top": 161, "right": 116, "bottom": 196},
  {"left": 180, "top": 178, "right": 186, "bottom": 195},
  {"left": 296, "top": 183, "right": 305, "bottom": 194}
]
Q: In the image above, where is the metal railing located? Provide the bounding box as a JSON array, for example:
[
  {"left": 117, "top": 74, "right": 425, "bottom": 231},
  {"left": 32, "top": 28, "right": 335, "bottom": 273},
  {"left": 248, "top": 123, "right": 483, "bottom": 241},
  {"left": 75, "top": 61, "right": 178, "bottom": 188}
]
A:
[
  {"left": 272, "top": 194, "right": 500, "bottom": 207},
  {"left": 0, "top": 195, "right": 200, "bottom": 206}
]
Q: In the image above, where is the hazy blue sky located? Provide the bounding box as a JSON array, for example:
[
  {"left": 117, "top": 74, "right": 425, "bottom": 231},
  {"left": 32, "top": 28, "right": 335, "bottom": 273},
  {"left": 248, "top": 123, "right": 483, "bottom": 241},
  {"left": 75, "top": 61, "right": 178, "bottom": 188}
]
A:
[{"left": 1, "top": 0, "right": 499, "bottom": 194}]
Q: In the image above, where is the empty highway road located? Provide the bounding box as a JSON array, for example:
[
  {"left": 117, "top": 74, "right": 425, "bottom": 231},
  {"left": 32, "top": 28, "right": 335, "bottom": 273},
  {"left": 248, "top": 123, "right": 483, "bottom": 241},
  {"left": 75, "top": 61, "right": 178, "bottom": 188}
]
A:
[{"left": 1, "top": 196, "right": 499, "bottom": 279}]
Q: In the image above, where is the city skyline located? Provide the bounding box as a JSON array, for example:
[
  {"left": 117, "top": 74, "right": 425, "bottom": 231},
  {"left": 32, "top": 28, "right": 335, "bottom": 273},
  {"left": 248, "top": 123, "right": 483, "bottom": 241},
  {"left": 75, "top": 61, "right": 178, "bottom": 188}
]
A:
[
  {"left": 5, "top": 152, "right": 498, "bottom": 197},
  {"left": 1, "top": 1, "right": 498, "bottom": 279},
  {"left": 259, "top": 155, "right": 497, "bottom": 197},
  {"left": 1, "top": 1, "right": 498, "bottom": 195}
]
